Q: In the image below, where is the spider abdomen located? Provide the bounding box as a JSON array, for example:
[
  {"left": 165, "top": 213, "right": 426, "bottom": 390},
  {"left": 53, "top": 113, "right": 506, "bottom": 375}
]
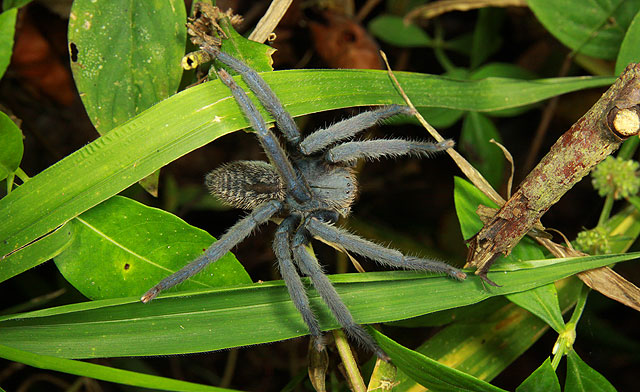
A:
[{"left": 206, "top": 161, "right": 285, "bottom": 210}]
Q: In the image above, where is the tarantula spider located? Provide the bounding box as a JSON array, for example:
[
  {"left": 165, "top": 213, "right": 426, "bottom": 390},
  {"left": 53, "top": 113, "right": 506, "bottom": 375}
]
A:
[{"left": 141, "top": 45, "right": 466, "bottom": 358}]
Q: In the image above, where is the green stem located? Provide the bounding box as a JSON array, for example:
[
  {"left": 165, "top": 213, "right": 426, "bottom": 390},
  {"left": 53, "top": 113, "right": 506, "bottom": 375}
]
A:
[
  {"left": 551, "top": 284, "right": 590, "bottom": 370},
  {"left": 617, "top": 136, "right": 639, "bottom": 160},
  {"left": 5, "top": 173, "right": 14, "bottom": 194},
  {"left": 220, "top": 348, "right": 238, "bottom": 388},
  {"left": 14, "top": 167, "right": 30, "bottom": 183},
  {"left": 332, "top": 330, "right": 365, "bottom": 392},
  {"left": 567, "top": 284, "right": 590, "bottom": 326},
  {"left": 597, "top": 193, "right": 615, "bottom": 227},
  {"left": 433, "top": 23, "right": 455, "bottom": 73}
]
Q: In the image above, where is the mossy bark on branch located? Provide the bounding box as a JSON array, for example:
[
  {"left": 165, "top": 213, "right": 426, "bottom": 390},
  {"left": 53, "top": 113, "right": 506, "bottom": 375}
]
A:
[{"left": 467, "top": 63, "right": 640, "bottom": 284}]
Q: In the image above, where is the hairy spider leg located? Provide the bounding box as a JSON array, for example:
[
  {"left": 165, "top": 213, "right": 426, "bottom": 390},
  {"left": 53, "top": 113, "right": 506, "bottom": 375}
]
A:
[
  {"left": 217, "top": 69, "right": 312, "bottom": 204},
  {"left": 299, "top": 105, "right": 413, "bottom": 155},
  {"left": 306, "top": 218, "right": 467, "bottom": 280},
  {"left": 203, "top": 47, "right": 301, "bottom": 145},
  {"left": 141, "top": 200, "right": 282, "bottom": 303},
  {"left": 273, "top": 216, "right": 323, "bottom": 343},
  {"left": 325, "top": 139, "right": 455, "bottom": 164},
  {"left": 291, "top": 222, "right": 389, "bottom": 360}
]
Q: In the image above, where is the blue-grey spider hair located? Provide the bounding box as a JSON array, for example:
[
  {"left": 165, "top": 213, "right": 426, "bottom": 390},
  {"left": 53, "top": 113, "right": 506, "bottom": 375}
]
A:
[{"left": 141, "top": 43, "right": 466, "bottom": 359}]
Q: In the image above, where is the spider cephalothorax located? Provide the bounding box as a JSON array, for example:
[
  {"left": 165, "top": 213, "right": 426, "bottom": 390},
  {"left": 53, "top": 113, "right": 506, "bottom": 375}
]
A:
[{"left": 142, "top": 30, "right": 466, "bottom": 359}]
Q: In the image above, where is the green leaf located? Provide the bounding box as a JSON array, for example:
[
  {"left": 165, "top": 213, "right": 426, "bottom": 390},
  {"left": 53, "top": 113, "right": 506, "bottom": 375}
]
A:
[
  {"left": 0, "top": 70, "right": 616, "bottom": 261},
  {"left": 420, "top": 68, "right": 469, "bottom": 128},
  {"left": 506, "top": 283, "right": 565, "bottom": 332},
  {"left": 471, "top": 63, "right": 537, "bottom": 118},
  {"left": 601, "top": 205, "right": 640, "bottom": 253},
  {"left": 420, "top": 106, "right": 464, "bottom": 128},
  {"left": 391, "top": 278, "right": 582, "bottom": 390},
  {"left": 0, "top": 252, "right": 636, "bottom": 358},
  {"left": 2, "top": 0, "right": 32, "bottom": 10},
  {"left": 615, "top": 10, "right": 640, "bottom": 75},
  {"left": 471, "top": 63, "right": 537, "bottom": 81},
  {"left": 216, "top": 17, "right": 274, "bottom": 73},
  {"left": 371, "top": 328, "right": 507, "bottom": 392},
  {"left": 53, "top": 196, "right": 250, "bottom": 300},
  {"left": 0, "top": 8, "right": 17, "bottom": 79},
  {"left": 0, "top": 224, "right": 73, "bottom": 284},
  {"left": 453, "top": 176, "right": 499, "bottom": 240},
  {"left": 460, "top": 112, "right": 504, "bottom": 188},
  {"left": 516, "top": 358, "right": 560, "bottom": 392},
  {"left": 68, "top": 0, "right": 186, "bottom": 133},
  {"left": 528, "top": 0, "right": 640, "bottom": 60},
  {"left": 0, "top": 343, "right": 238, "bottom": 392},
  {"left": 368, "top": 15, "right": 432, "bottom": 47},
  {"left": 0, "top": 111, "right": 23, "bottom": 181},
  {"left": 565, "top": 350, "right": 617, "bottom": 392},
  {"left": 471, "top": 8, "right": 504, "bottom": 69}
]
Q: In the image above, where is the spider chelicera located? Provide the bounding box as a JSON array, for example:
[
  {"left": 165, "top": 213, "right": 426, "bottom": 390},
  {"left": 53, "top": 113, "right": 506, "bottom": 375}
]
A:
[{"left": 141, "top": 42, "right": 466, "bottom": 359}]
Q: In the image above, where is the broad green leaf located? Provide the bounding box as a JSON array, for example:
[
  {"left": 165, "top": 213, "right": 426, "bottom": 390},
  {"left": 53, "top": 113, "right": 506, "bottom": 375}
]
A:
[
  {"left": 528, "top": 0, "right": 640, "bottom": 60},
  {"left": 391, "top": 278, "right": 582, "bottom": 391},
  {"left": 0, "top": 224, "right": 73, "bottom": 284},
  {"left": 506, "top": 283, "right": 565, "bottom": 332},
  {"left": 470, "top": 8, "right": 504, "bottom": 69},
  {"left": 0, "top": 71, "right": 616, "bottom": 263},
  {"left": 0, "top": 8, "right": 17, "bottom": 79},
  {"left": 516, "top": 358, "right": 560, "bottom": 392},
  {"left": 615, "top": 10, "right": 640, "bottom": 75},
  {"left": 0, "top": 252, "right": 636, "bottom": 358},
  {"left": 0, "top": 343, "right": 238, "bottom": 392},
  {"left": 54, "top": 196, "right": 250, "bottom": 300},
  {"left": 0, "top": 111, "right": 23, "bottom": 181},
  {"left": 68, "top": 0, "right": 186, "bottom": 133},
  {"left": 460, "top": 112, "right": 504, "bottom": 188},
  {"left": 371, "top": 329, "right": 506, "bottom": 392},
  {"left": 565, "top": 350, "right": 617, "bottom": 392},
  {"left": 368, "top": 15, "right": 432, "bottom": 47}
]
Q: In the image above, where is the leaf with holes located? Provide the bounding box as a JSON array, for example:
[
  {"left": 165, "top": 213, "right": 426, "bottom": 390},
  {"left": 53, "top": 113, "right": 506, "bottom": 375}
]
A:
[
  {"left": 68, "top": 0, "right": 186, "bottom": 133},
  {"left": 54, "top": 196, "right": 250, "bottom": 299}
]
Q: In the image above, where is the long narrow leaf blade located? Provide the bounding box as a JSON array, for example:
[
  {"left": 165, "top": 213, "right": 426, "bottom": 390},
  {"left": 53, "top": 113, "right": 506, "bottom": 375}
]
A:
[
  {"left": 370, "top": 329, "right": 507, "bottom": 392},
  {"left": 0, "top": 252, "right": 636, "bottom": 359},
  {"left": 0, "top": 71, "right": 614, "bottom": 261},
  {"left": 0, "top": 343, "right": 238, "bottom": 392}
]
